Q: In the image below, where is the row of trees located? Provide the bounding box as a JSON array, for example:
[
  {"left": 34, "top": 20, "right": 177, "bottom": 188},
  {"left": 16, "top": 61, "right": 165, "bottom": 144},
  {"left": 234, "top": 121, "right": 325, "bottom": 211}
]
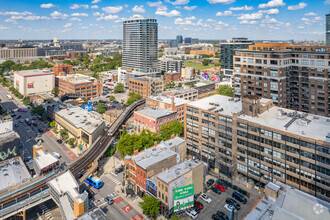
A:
[
  {"left": 125, "top": 92, "right": 142, "bottom": 106},
  {"left": 89, "top": 54, "right": 122, "bottom": 72},
  {"left": 0, "top": 59, "right": 52, "bottom": 73},
  {"left": 114, "top": 83, "right": 124, "bottom": 93},
  {"left": 117, "top": 120, "right": 183, "bottom": 158}
]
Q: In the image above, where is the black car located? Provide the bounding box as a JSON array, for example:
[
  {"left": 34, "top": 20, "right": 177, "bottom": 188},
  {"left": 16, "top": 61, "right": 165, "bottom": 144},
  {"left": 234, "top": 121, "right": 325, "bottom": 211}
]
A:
[
  {"left": 211, "top": 186, "right": 221, "bottom": 194},
  {"left": 84, "top": 188, "right": 94, "bottom": 199},
  {"left": 206, "top": 179, "right": 215, "bottom": 187},
  {"left": 226, "top": 198, "right": 241, "bottom": 210},
  {"left": 36, "top": 138, "right": 44, "bottom": 143},
  {"left": 212, "top": 214, "right": 222, "bottom": 220},
  {"left": 216, "top": 211, "right": 229, "bottom": 220},
  {"left": 16, "top": 115, "right": 22, "bottom": 119},
  {"left": 115, "top": 166, "right": 124, "bottom": 174},
  {"left": 38, "top": 128, "right": 43, "bottom": 132},
  {"left": 57, "top": 139, "right": 63, "bottom": 144},
  {"left": 194, "top": 206, "right": 201, "bottom": 214}
]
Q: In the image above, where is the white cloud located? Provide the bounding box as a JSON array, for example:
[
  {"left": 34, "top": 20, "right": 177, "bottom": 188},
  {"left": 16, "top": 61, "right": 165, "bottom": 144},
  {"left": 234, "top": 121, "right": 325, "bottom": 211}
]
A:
[
  {"left": 165, "top": 0, "right": 189, "bottom": 5},
  {"left": 325, "top": 0, "right": 330, "bottom": 5},
  {"left": 175, "top": 16, "right": 211, "bottom": 28},
  {"left": 155, "top": 8, "right": 180, "bottom": 17},
  {"left": 70, "top": 17, "right": 81, "bottom": 22},
  {"left": 288, "top": 2, "right": 307, "bottom": 10},
  {"left": 183, "top": 6, "right": 197, "bottom": 11},
  {"left": 91, "top": 0, "right": 101, "bottom": 3},
  {"left": 216, "top": 11, "right": 232, "bottom": 16},
  {"left": 159, "top": 25, "right": 172, "bottom": 30},
  {"left": 81, "top": 26, "right": 89, "bottom": 29},
  {"left": 259, "top": 8, "right": 279, "bottom": 15},
  {"left": 91, "top": 5, "right": 99, "bottom": 9},
  {"left": 40, "top": 3, "right": 55, "bottom": 8},
  {"left": 238, "top": 12, "right": 262, "bottom": 20},
  {"left": 0, "top": 11, "right": 32, "bottom": 16},
  {"left": 5, "top": 15, "right": 49, "bottom": 22},
  {"left": 314, "top": 16, "right": 321, "bottom": 21},
  {"left": 96, "top": 14, "right": 119, "bottom": 21},
  {"left": 0, "top": 25, "right": 9, "bottom": 30},
  {"left": 93, "top": 12, "right": 103, "bottom": 16},
  {"left": 207, "top": 18, "right": 216, "bottom": 22},
  {"left": 132, "top": 5, "right": 146, "bottom": 13},
  {"left": 64, "top": 23, "right": 72, "bottom": 28},
  {"left": 51, "top": 11, "right": 68, "bottom": 19},
  {"left": 229, "top": 5, "right": 253, "bottom": 11},
  {"left": 301, "top": 17, "right": 309, "bottom": 21},
  {"left": 71, "top": 13, "right": 88, "bottom": 17},
  {"left": 258, "top": 0, "right": 285, "bottom": 9},
  {"left": 102, "top": 6, "right": 123, "bottom": 13},
  {"left": 304, "top": 12, "right": 317, "bottom": 16},
  {"left": 114, "top": 17, "right": 127, "bottom": 23},
  {"left": 207, "top": 0, "right": 235, "bottom": 4},
  {"left": 240, "top": 20, "right": 257, "bottom": 24},
  {"left": 147, "top": 1, "right": 163, "bottom": 7},
  {"left": 132, "top": 14, "right": 143, "bottom": 18},
  {"left": 70, "top": 4, "right": 89, "bottom": 10},
  {"left": 262, "top": 15, "right": 278, "bottom": 23}
]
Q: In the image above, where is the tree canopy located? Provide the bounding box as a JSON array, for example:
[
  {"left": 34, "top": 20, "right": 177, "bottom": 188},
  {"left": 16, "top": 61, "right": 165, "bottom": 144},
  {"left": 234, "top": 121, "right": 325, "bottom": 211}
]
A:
[
  {"left": 138, "top": 196, "right": 160, "bottom": 218},
  {"left": 109, "top": 95, "right": 115, "bottom": 101},
  {"left": 31, "top": 105, "right": 44, "bottom": 116},
  {"left": 217, "top": 85, "right": 234, "bottom": 97},
  {"left": 96, "top": 103, "right": 107, "bottom": 114},
  {"left": 125, "top": 92, "right": 142, "bottom": 106},
  {"left": 114, "top": 83, "right": 124, "bottom": 93}
]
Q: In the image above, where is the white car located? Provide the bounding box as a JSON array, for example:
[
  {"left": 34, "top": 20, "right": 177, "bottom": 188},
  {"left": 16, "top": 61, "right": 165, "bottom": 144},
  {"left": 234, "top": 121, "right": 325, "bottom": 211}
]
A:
[
  {"left": 200, "top": 193, "right": 212, "bottom": 203},
  {"left": 52, "top": 152, "right": 61, "bottom": 159},
  {"left": 224, "top": 204, "right": 237, "bottom": 213},
  {"left": 185, "top": 209, "right": 198, "bottom": 219}
]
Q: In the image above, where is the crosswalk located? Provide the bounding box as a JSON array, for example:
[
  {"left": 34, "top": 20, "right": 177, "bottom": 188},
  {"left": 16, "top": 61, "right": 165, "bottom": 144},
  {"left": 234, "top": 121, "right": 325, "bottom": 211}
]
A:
[
  {"left": 105, "top": 172, "right": 121, "bottom": 185},
  {"left": 40, "top": 203, "right": 54, "bottom": 220}
]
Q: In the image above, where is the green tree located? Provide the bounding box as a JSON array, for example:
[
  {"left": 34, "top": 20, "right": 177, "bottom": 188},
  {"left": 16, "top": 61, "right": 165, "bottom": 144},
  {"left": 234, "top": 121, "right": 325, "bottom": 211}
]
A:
[
  {"left": 171, "top": 214, "right": 181, "bottom": 220},
  {"left": 114, "top": 83, "right": 124, "bottom": 93},
  {"left": 52, "top": 87, "right": 59, "bottom": 97},
  {"left": 68, "top": 138, "right": 76, "bottom": 147},
  {"left": 97, "top": 103, "right": 107, "bottom": 114},
  {"left": 31, "top": 105, "right": 44, "bottom": 116},
  {"left": 60, "top": 129, "right": 69, "bottom": 141},
  {"left": 178, "top": 83, "right": 182, "bottom": 87},
  {"left": 138, "top": 196, "right": 160, "bottom": 218},
  {"left": 23, "top": 97, "right": 31, "bottom": 105},
  {"left": 109, "top": 95, "right": 116, "bottom": 101},
  {"left": 217, "top": 85, "right": 234, "bottom": 97},
  {"left": 49, "top": 121, "right": 56, "bottom": 128},
  {"left": 125, "top": 92, "right": 142, "bottom": 106},
  {"left": 202, "top": 59, "right": 210, "bottom": 66},
  {"left": 159, "top": 120, "right": 184, "bottom": 140}
]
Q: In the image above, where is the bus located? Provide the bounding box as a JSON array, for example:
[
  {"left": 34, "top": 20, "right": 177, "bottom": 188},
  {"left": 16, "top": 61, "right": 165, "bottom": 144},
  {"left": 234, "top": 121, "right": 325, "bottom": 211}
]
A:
[
  {"left": 6, "top": 95, "right": 13, "bottom": 100},
  {"left": 85, "top": 176, "right": 103, "bottom": 189}
]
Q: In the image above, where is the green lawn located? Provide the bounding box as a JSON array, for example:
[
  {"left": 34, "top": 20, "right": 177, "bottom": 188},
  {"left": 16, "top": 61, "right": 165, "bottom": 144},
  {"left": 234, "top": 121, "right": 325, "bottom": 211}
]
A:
[{"left": 184, "top": 60, "right": 217, "bottom": 71}]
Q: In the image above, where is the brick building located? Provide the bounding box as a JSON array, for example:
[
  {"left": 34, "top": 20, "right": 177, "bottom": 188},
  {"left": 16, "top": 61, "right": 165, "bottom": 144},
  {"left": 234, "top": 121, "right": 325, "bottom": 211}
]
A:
[
  {"left": 185, "top": 94, "right": 330, "bottom": 201},
  {"left": 162, "top": 87, "right": 198, "bottom": 101},
  {"left": 128, "top": 76, "right": 164, "bottom": 98},
  {"left": 164, "top": 72, "right": 180, "bottom": 83},
  {"left": 55, "top": 74, "right": 103, "bottom": 99},
  {"left": 134, "top": 107, "right": 177, "bottom": 134},
  {"left": 190, "top": 50, "right": 215, "bottom": 56},
  {"left": 54, "top": 63, "right": 74, "bottom": 76}
]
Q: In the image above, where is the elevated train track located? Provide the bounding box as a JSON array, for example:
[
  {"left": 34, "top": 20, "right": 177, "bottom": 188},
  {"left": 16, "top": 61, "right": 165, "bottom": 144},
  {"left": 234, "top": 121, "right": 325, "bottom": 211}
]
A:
[{"left": 0, "top": 99, "right": 145, "bottom": 216}]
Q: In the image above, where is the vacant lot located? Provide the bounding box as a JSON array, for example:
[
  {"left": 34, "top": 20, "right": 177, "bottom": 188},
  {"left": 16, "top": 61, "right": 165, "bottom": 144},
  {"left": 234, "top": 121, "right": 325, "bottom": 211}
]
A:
[{"left": 184, "top": 60, "right": 217, "bottom": 71}]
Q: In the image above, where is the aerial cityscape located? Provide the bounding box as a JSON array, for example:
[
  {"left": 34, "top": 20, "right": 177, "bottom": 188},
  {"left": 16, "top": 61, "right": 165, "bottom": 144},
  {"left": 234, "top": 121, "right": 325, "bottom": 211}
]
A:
[{"left": 0, "top": 0, "right": 329, "bottom": 220}]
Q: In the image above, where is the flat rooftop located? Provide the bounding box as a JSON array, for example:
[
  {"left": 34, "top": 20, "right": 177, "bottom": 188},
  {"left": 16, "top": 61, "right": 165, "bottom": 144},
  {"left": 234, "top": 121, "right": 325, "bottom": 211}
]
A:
[
  {"left": 15, "top": 69, "right": 53, "bottom": 76},
  {"left": 131, "top": 77, "right": 150, "bottom": 82},
  {"left": 56, "top": 74, "right": 96, "bottom": 84},
  {"left": 187, "top": 94, "right": 242, "bottom": 117},
  {"left": 194, "top": 81, "right": 215, "bottom": 87},
  {"left": 48, "top": 171, "right": 79, "bottom": 199},
  {"left": 157, "top": 158, "right": 203, "bottom": 184},
  {"left": 136, "top": 107, "right": 176, "bottom": 119},
  {"left": 147, "top": 94, "right": 190, "bottom": 106},
  {"left": 239, "top": 105, "right": 330, "bottom": 142},
  {"left": 132, "top": 137, "right": 184, "bottom": 170},
  {"left": 56, "top": 107, "right": 104, "bottom": 134},
  {"left": 245, "top": 182, "right": 330, "bottom": 220},
  {"left": 77, "top": 207, "right": 110, "bottom": 220},
  {"left": 34, "top": 149, "right": 58, "bottom": 170},
  {"left": 162, "top": 87, "right": 197, "bottom": 96},
  {"left": 0, "top": 157, "right": 31, "bottom": 192}
]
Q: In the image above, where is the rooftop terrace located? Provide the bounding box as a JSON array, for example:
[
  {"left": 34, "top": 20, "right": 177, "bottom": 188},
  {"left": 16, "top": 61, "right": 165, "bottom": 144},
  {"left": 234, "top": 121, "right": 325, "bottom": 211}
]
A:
[
  {"left": 136, "top": 107, "right": 176, "bottom": 119},
  {"left": 56, "top": 74, "right": 97, "bottom": 84}
]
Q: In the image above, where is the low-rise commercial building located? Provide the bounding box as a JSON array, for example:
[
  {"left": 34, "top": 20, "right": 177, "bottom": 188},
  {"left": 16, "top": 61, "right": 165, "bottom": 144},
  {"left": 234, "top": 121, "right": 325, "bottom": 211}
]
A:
[
  {"left": 162, "top": 87, "right": 198, "bottom": 101},
  {"left": 159, "top": 58, "right": 183, "bottom": 74},
  {"left": 164, "top": 72, "right": 181, "bottom": 83},
  {"left": 190, "top": 50, "right": 215, "bottom": 56},
  {"left": 134, "top": 107, "right": 177, "bottom": 134},
  {"left": 33, "top": 145, "right": 59, "bottom": 175},
  {"left": 128, "top": 76, "right": 164, "bottom": 98},
  {"left": 54, "top": 107, "right": 105, "bottom": 149},
  {"left": 194, "top": 81, "right": 216, "bottom": 98},
  {"left": 0, "top": 47, "right": 37, "bottom": 59},
  {"left": 54, "top": 63, "right": 74, "bottom": 76},
  {"left": 146, "top": 94, "right": 189, "bottom": 122},
  {"left": 55, "top": 74, "right": 103, "bottom": 99},
  {"left": 181, "top": 67, "right": 195, "bottom": 80},
  {"left": 118, "top": 67, "right": 160, "bottom": 85},
  {"left": 13, "top": 69, "right": 55, "bottom": 96},
  {"left": 185, "top": 94, "right": 330, "bottom": 201}
]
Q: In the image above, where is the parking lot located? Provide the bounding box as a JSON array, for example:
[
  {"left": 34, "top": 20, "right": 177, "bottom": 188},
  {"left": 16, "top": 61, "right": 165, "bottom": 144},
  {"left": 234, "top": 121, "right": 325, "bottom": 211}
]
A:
[{"left": 181, "top": 179, "right": 261, "bottom": 220}]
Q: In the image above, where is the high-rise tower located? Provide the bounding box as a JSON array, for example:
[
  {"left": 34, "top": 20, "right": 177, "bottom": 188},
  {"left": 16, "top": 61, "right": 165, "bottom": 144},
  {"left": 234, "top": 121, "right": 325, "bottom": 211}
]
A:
[
  {"left": 122, "top": 18, "right": 158, "bottom": 72},
  {"left": 326, "top": 13, "right": 330, "bottom": 46}
]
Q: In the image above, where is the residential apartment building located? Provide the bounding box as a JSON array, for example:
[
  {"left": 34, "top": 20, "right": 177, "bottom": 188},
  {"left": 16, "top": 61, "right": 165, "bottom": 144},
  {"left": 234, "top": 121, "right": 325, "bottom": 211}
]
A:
[
  {"left": 181, "top": 67, "right": 195, "bottom": 80},
  {"left": 158, "top": 58, "right": 183, "bottom": 74},
  {"left": 134, "top": 107, "right": 177, "bottom": 133},
  {"left": 220, "top": 38, "right": 252, "bottom": 70},
  {"left": 185, "top": 94, "right": 330, "bottom": 201},
  {"left": 122, "top": 18, "right": 158, "bottom": 72},
  {"left": 233, "top": 43, "right": 330, "bottom": 117},
  {"left": 13, "top": 69, "right": 55, "bottom": 96},
  {"left": 162, "top": 87, "right": 198, "bottom": 101},
  {"left": 54, "top": 63, "right": 74, "bottom": 76},
  {"left": 146, "top": 93, "right": 189, "bottom": 122},
  {"left": 326, "top": 13, "right": 330, "bottom": 47},
  {"left": 0, "top": 47, "right": 37, "bottom": 59},
  {"left": 128, "top": 76, "right": 164, "bottom": 98},
  {"left": 55, "top": 74, "right": 103, "bottom": 99}
]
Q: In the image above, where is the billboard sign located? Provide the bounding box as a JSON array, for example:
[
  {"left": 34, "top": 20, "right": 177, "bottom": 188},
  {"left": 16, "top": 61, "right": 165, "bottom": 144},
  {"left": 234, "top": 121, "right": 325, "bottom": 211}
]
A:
[
  {"left": 173, "top": 184, "right": 194, "bottom": 212},
  {"left": 27, "top": 83, "right": 34, "bottom": 88}
]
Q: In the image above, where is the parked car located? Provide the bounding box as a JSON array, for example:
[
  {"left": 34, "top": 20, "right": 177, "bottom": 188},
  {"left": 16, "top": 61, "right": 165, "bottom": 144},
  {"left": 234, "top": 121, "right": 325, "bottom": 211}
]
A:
[
  {"left": 224, "top": 204, "right": 237, "bottom": 213},
  {"left": 232, "top": 192, "right": 247, "bottom": 204},
  {"left": 212, "top": 214, "right": 222, "bottom": 220},
  {"left": 37, "top": 133, "right": 42, "bottom": 137},
  {"left": 33, "top": 122, "right": 38, "bottom": 126},
  {"left": 19, "top": 119, "right": 24, "bottom": 123},
  {"left": 216, "top": 211, "right": 229, "bottom": 220},
  {"left": 194, "top": 206, "right": 201, "bottom": 214},
  {"left": 226, "top": 198, "right": 241, "bottom": 210},
  {"left": 185, "top": 209, "right": 198, "bottom": 219},
  {"left": 206, "top": 179, "right": 215, "bottom": 187},
  {"left": 57, "top": 139, "right": 63, "bottom": 144},
  {"left": 200, "top": 193, "right": 212, "bottom": 203},
  {"left": 105, "top": 195, "right": 114, "bottom": 205},
  {"left": 211, "top": 186, "right": 221, "bottom": 194},
  {"left": 194, "top": 200, "right": 204, "bottom": 210},
  {"left": 215, "top": 184, "right": 226, "bottom": 192},
  {"left": 84, "top": 188, "right": 94, "bottom": 199},
  {"left": 52, "top": 152, "right": 61, "bottom": 159},
  {"left": 38, "top": 128, "right": 43, "bottom": 132},
  {"left": 115, "top": 166, "right": 124, "bottom": 174},
  {"left": 16, "top": 115, "right": 22, "bottom": 119},
  {"left": 27, "top": 121, "right": 31, "bottom": 126},
  {"left": 15, "top": 123, "right": 19, "bottom": 127}
]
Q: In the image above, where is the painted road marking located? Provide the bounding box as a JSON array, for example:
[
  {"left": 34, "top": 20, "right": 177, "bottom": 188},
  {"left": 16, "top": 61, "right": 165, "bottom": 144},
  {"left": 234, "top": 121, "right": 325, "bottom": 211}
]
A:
[
  {"left": 66, "top": 151, "right": 77, "bottom": 160},
  {"left": 131, "top": 213, "right": 144, "bottom": 220},
  {"left": 106, "top": 173, "right": 121, "bottom": 185},
  {"left": 114, "top": 196, "right": 123, "bottom": 204},
  {"left": 122, "top": 205, "right": 133, "bottom": 213},
  {"left": 46, "top": 131, "right": 52, "bottom": 136}
]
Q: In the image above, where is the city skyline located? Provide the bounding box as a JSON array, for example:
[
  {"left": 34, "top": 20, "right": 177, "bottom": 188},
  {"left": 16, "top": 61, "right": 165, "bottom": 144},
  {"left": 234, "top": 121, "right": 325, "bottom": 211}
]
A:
[{"left": 0, "top": 0, "right": 329, "bottom": 41}]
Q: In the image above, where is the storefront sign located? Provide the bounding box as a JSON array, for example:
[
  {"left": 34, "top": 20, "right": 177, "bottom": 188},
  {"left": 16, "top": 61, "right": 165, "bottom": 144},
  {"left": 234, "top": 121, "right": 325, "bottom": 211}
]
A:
[{"left": 173, "top": 184, "right": 194, "bottom": 212}]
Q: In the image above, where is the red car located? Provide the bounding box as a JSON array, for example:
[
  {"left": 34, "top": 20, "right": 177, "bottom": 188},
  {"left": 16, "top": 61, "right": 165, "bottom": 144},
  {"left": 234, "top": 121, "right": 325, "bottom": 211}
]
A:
[
  {"left": 194, "top": 200, "right": 204, "bottom": 209},
  {"left": 215, "top": 184, "right": 226, "bottom": 192}
]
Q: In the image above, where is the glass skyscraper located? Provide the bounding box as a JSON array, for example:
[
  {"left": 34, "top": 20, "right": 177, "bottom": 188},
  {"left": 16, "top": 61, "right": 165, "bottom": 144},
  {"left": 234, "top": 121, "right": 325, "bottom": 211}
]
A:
[
  {"left": 326, "top": 13, "right": 330, "bottom": 46},
  {"left": 122, "top": 18, "right": 158, "bottom": 72}
]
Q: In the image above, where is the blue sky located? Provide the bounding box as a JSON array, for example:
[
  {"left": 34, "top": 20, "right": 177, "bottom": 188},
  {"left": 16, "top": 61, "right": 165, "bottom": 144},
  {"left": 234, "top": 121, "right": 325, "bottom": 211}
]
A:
[{"left": 0, "top": 0, "right": 329, "bottom": 40}]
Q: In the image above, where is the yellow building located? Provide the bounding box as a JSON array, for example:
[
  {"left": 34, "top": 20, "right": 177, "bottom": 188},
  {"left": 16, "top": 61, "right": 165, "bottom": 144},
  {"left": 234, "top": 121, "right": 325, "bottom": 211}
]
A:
[{"left": 190, "top": 50, "right": 215, "bottom": 56}]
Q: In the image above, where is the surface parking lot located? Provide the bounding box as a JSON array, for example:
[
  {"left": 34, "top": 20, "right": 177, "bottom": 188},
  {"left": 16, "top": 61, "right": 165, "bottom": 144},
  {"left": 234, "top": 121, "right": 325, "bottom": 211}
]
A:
[{"left": 182, "top": 183, "right": 261, "bottom": 220}]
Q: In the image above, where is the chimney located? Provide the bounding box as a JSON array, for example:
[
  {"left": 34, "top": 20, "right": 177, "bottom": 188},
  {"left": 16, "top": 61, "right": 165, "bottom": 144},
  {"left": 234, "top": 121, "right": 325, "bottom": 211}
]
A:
[
  {"left": 133, "top": 149, "right": 139, "bottom": 156},
  {"left": 154, "top": 141, "right": 158, "bottom": 147},
  {"left": 171, "top": 134, "right": 176, "bottom": 139},
  {"left": 171, "top": 96, "right": 175, "bottom": 111}
]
